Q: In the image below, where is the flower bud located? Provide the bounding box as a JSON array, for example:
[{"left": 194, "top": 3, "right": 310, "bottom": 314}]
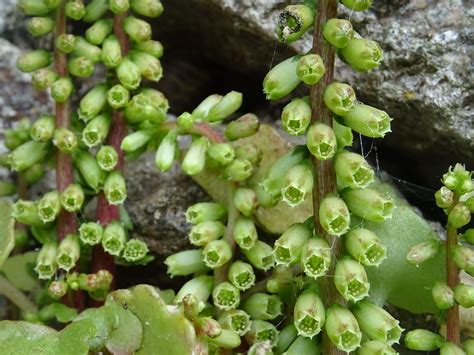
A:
[
  {"left": 234, "top": 188, "right": 258, "bottom": 217},
  {"left": 274, "top": 223, "right": 311, "bottom": 266},
  {"left": 277, "top": 5, "right": 315, "bottom": 43},
  {"left": 203, "top": 239, "right": 232, "bottom": 269},
  {"left": 207, "top": 143, "right": 235, "bottom": 165},
  {"left": 17, "top": 49, "right": 51, "bottom": 73},
  {"left": 53, "top": 127, "right": 77, "bottom": 152},
  {"left": 344, "top": 104, "right": 392, "bottom": 138},
  {"left": 343, "top": 188, "right": 395, "bottom": 222},
  {"left": 155, "top": 130, "right": 177, "bottom": 172},
  {"left": 102, "top": 221, "right": 127, "bottom": 256},
  {"left": 242, "top": 293, "right": 283, "bottom": 321},
  {"left": 122, "top": 239, "right": 149, "bottom": 262},
  {"left": 306, "top": 122, "right": 337, "bottom": 160},
  {"left": 60, "top": 183, "right": 84, "bottom": 212},
  {"left": 18, "top": 0, "right": 50, "bottom": 16},
  {"left": 109, "top": 0, "right": 129, "bottom": 14},
  {"left": 284, "top": 336, "right": 320, "bottom": 355},
  {"left": 234, "top": 144, "right": 262, "bottom": 167},
  {"left": 120, "top": 131, "right": 150, "bottom": 154},
  {"left": 293, "top": 289, "right": 325, "bottom": 338},
  {"left": 454, "top": 283, "right": 474, "bottom": 308},
  {"left": 301, "top": 238, "right": 331, "bottom": 279},
  {"left": 453, "top": 245, "right": 474, "bottom": 276},
  {"left": 125, "top": 91, "right": 166, "bottom": 124},
  {"left": 224, "top": 113, "right": 260, "bottom": 141},
  {"left": 319, "top": 195, "right": 350, "bottom": 236},
  {"left": 165, "top": 249, "right": 209, "bottom": 277},
  {"left": 35, "top": 243, "right": 58, "bottom": 279},
  {"left": 48, "top": 280, "right": 68, "bottom": 300},
  {"left": 31, "top": 115, "right": 55, "bottom": 142},
  {"left": 78, "top": 84, "right": 109, "bottom": 121},
  {"left": 130, "top": 50, "right": 163, "bottom": 82},
  {"left": 335, "top": 151, "right": 374, "bottom": 189},
  {"left": 463, "top": 229, "right": 474, "bottom": 245},
  {"left": 281, "top": 162, "right": 314, "bottom": 207},
  {"left": 435, "top": 186, "right": 455, "bottom": 209},
  {"left": 404, "top": 329, "right": 443, "bottom": 351},
  {"left": 27, "top": 16, "right": 54, "bottom": 36},
  {"left": 83, "top": 0, "right": 108, "bottom": 23},
  {"left": 440, "top": 342, "right": 466, "bottom": 355},
  {"left": 233, "top": 217, "right": 258, "bottom": 250},
  {"left": 358, "top": 340, "right": 396, "bottom": 355},
  {"left": 244, "top": 240, "right": 275, "bottom": 271},
  {"left": 57, "top": 233, "right": 80, "bottom": 271},
  {"left": 275, "top": 324, "right": 298, "bottom": 353},
  {"left": 50, "top": 77, "right": 74, "bottom": 102},
  {"left": 79, "top": 221, "right": 103, "bottom": 246},
  {"left": 74, "top": 150, "right": 106, "bottom": 192},
  {"left": 212, "top": 282, "right": 240, "bottom": 311},
  {"left": 406, "top": 240, "right": 440, "bottom": 266},
  {"left": 130, "top": 0, "right": 163, "bottom": 18},
  {"left": 323, "top": 18, "right": 354, "bottom": 49},
  {"left": 175, "top": 275, "right": 214, "bottom": 309},
  {"left": 123, "top": 16, "right": 152, "bottom": 42},
  {"left": 85, "top": 19, "right": 113, "bottom": 45},
  {"left": 96, "top": 145, "right": 118, "bottom": 172},
  {"left": 9, "top": 140, "right": 49, "bottom": 171},
  {"left": 323, "top": 82, "right": 356, "bottom": 116},
  {"left": 297, "top": 54, "right": 325, "bottom": 85},
  {"left": 219, "top": 309, "right": 251, "bottom": 336},
  {"left": 345, "top": 228, "right": 386, "bottom": 267},
  {"left": 65, "top": 0, "right": 85, "bottom": 20},
  {"left": 341, "top": 0, "right": 373, "bottom": 11},
  {"left": 72, "top": 36, "right": 101, "bottom": 63},
  {"left": 245, "top": 320, "right": 279, "bottom": 346},
  {"left": 177, "top": 112, "right": 195, "bottom": 130},
  {"left": 340, "top": 38, "right": 383, "bottom": 72},
  {"left": 281, "top": 97, "right": 312, "bottom": 136},
  {"left": 182, "top": 137, "right": 209, "bottom": 175},
  {"left": 101, "top": 34, "right": 122, "bottom": 68},
  {"left": 465, "top": 196, "right": 474, "bottom": 213},
  {"left": 189, "top": 221, "right": 225, "bottom": 246},
  {"left": 32, "top": 68, "right": 58, "bottom": 90},
  {"left": 334, "top": 258, "right": 369, "bottom": 302},
  {"left": 263, "top": 55, "right": 301, "bottom": 100},
  {"left": 68, "top": 56, "right": 95, "bottom": 78},
  {"left": 206, "top": 91, "right": 243, "bottom": 122},
  {"left": 104, "top": 171, "right": 127, "bottom": 205},
  {"left": 12, "top": 200, "right": 44, "bottom": 227},
  {"left": 325, "top": 304, "right": 361, "bottom": 352},
  {"left": 192, "top": 94, "right": 222, "bottom": 121},
  {"left": 352, "top": 300, "right": 403, "bottom": 345},
  {"left": 432, "top": 281, "right": 455, "bottom": 310},
  {"left": 442, "top": 163, "right": 471, "bottom": 192},
  {"left": 185, "top": 202, "right": 226, "bottom": 225},
  {"left": 37, "top": 190, "right": 61, "bottom": 223},
  {"left": 448, "top": 204, "right": 471, "bottom": 228},
  {"left": 228, "top": 261, "right": 255, "bottom": 291},
  {"left": 209, "top": 329, "right": 241, "bottom": 349},
  {"left": 132, "top": 40, "right": 164, "bottom": 59},
  {"left": 21, "top": 163, "right": 45, "bottom": 184},
  {"left": 82, "top": 113, "right": 111, "bottom": 147}
]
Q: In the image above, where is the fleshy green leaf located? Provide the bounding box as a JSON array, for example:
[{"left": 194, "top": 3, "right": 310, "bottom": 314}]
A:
[
  {"left": 0, "top": 199, "right": 15, "bottom": 269},
  {"left": 2, "top": 251, "right": 38, "bottom": 291}
]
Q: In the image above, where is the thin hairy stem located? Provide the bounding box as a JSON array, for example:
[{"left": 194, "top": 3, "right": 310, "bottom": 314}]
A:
[
  {"left": 446, "top": 198, "right": 460, "bottom": 344},
  {"left": 0, "top": 275, "right": 38, "bottom": 314}
]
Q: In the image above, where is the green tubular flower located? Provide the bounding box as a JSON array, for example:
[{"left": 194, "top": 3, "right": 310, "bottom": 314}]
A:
[
  {"left": 125, "top": 92, "right": 164, "bottom": 124},
  {"left": 234, "top": 188, "right": 258, "bottom": 217},
  {"left": 335, "top": 151, "right": 374, "bottom": 189},
  {"left": 189, "top": 221, "right": 225, "bottom": 246},
  {"left": 223, "top": 159, "right": 253, "bottom": 181},
  {"left": 78, "top": 84, "right": 108, "bottom": 121},
  {"left": 453, "top": 245, "right": 474, "bottom": 276},
  {"left": 12, "top": 200, "right": 44, "bottom": 227},
  {"left": 130, "top": 0, "right": 163, "bottom": 17},
  {"left": 192, "top": 94, "right": 222, "bottom": 121},
  {"left": 155, "top": 130, "right": 177, "bottom": 172},
  {"left": 224, "top": 113, "right": 260, "bottom": 141},
  {"left": 281, "top": 97, "right": 312, "bottom": 136},
  {"left": 32, "top": 68, "right": 58, "bottom": 90},
  {"left": 345, "top": 228, "right": 386, "bottom": 267},
  {"left": 293, "top": 290, "right": 325, "bottom": 338},
  {"left": 244, "top": 240, "right": 275, "bottom": 271},
  {"left": 448, "top": 204, "right": 471, "bottom": 228},
  {"left": 319, "top": 195, "right": 350, "bottom": 236},
  {"left": 306, "top": 122, "right": 337, "bottom": 160},
  {"left": 72, "top": 37, "right": 101, "bottom": 63},
  {"left": 177, "top": 112, "right": 194, "bottom": 130},
  {"left": 227, "top": 261, "right": 255, "bottom": 291},
  {"left": 465, "top": 196, "right": 474, "bottom": 213},
  {"left": 18, "top": 0, "right": 50, "bottom": 15},
  {"left": 206, "top": 91, "right": 243, "bottom": 122},
  {"left": 343, "top": 188, "right": 395, "bottom": 222},
  {"left": 57, "top": 233, "right": 80, "bottom": 271},
  {"left": 53, "top": 128, "right": 77, "bottom": 153},
  {"left": 263, "top": 55, "right": 301, "bottom": 100},
  {"left": 406, "top": 240, "right": 440, "bottom": 266},
  {"left": 404, "top": 329, "right": 443, "bottom": 351},
  {"left": 276, "top": 4, "right": 314, "bottom": 43},
  {"left": 323, "top": 18, "right": 354, "bottom": 49},
  {"left": 50, "top": 77, "right": 74, "bottom": 102},
  {"left": 9, "top": 140, "right": 48, "bottom": 171},
  {"left": 133, "top": 40, "right": 164, "bottom": 59},
  {"left": 174, "top": 275, "right": 214, "bottom": 308},
  {"left": 343, "top": 104, "right": 392, "bottom": 138},
  {"left": 48, "top": 280, "right": 68, "bottom": 300},
  {"left": 247, "top": 342, "right": 273, "bottom": 355},
  {"left": 104, "top": 171, "right": 127, "bottom": 205},
  {"left": 27, "top": 16, "right": 54, "bottom": 36},
  {"left": 435, "top": 186, "right": 454, "bottom": 209},
  {"left": 185, "top": 202, "right": 227, "bottom": 224},
  {"left": 82, "top": 113, "right": 111, "bottom": 148},
  {"left": 56, "top": 33, "right": 77, "bottom": 53},
  {"left": 182, "top": 137, "right": 210, "bottom": 175},
  {"left": 276, "top": 324, "right": 298, "bottom": 353},
  {"left": 130, "top": 50, "right": 163, "bottom": 82},
  {"left": 235, "top": 143, "right": 262, "bottom": 166},
  {"left": 283, "top": 336, "right": 320, "bottom": 355},
  {"left": 21, "top": 163, "right": 45, "bottom": 184},
  {"left": 85, "top": 19, "right": 113, "bottom": 45},
  {"left": 181, "top": 293, "right": 199, "bottom": 320},
  {"left": 209, "top": 329, "right": 241, "bottom": 349},
  {"left": 218, "top": 310, "right": 251, "bottom": 336},
  {"left": 340, "top": 38, "right": 383, "bottom": 72},
  {"left": 440, "top": 342, "right": 466, "bottom": 355},
  {"left": 297, "top": 55, "right": 325, "bottom": 87},
  {"left": 203, "top": 239, "right": 232, "bottom": 269},
  {"left": 101, "top": 34, "right": 122, "bottom": 68},
  {"left": 96, "top": 145, "right": 118, "bottom": 172},
  {"left": 121, "top": 130, "right": 151, "bottom": 153},
  {"left": 123, "top": 16, "right": 152, "bottom": 42},
  {"left": 107, "top": 84, "right": 129, "bottom": 109},
  {"left": 142, "top": 87, "right": 169, "bottom": 113},
  {"left": 102, "top": 221, "right": 127, "bottom": 256},
  {"left": 109, "top": 0, "right": 129, "bottom": 13},
  {"left": 207, "top": 143, "right": 235, "bottom": 166},
  {"left": 432, "top": 281, "right": 455, "bottom": 310},
  {"left": 65, "top": 0, "right": 85, "bottom": 20},
  {"left": 164, "top": 249, "right": 209, "bottom": 277},
  {"left": 75, "top": 150, "right": 106, "bottom": 192},
  {"left": 242, "top": 293, "right": 283, "bottom": 321},
  {"left": 334, "top": 258, "right": 370, "bottom": 302},
  {"left": 83, "top": 0, "right": 108, "bottom": 23},
  {"left": 60, "top": 183, "right": 84, "bottom": 212},
  {"left": 78, "top": 221, "right": 103, "bottom": 246},
  {"left": 122, "top": 239, "right": 149, "bottom": 262},
  {"left": 35, "top": 243, "right": 58, "bottom": 280},
  {"left": 323, "top": 82, "right": 356, "bottom": 116},
  {"left": 37, "top": 190, "right": 61, "bottom": 223},
  {"left": 31, "top": 115, "right": 55, "bottom": 142},
  {"left": 352, "top": 300, "right": 403, "bottom": 345},
  {"left": 325, "top": 304, "right": 361, "bottom": 352},
  {"left": 68, "top": 56, "right": 94, "bottom": 78},
  {"left": 212, "top": 282, "right": 240, "bottom": 311},
  {"left": 281, "top": 162, "right": 314, "bottom": 207},
  {"left": 464, "top": 229, "right": 474, "bottom": 245},
  {"left": 16, "top": 49, "right": 51, "bottom": 73},
  {"left": 274, "top": 223, "right": 311, "bottom": 266},
  {"left": 358, "top": 340, "right": 396, "bottom": 355},
  {"left": 341, "top": 0, "right": 373, "bottom": 11},
  {"left": 301, "top": 238, "right": 331, "bottom": 279},
  {"left": 454, "top": 283, "right": 474, "bottom": 308},
  {"left": 233, "top": 217, "right": 258, "bottom": 250},
  {"left": 245, "top": 320, "right": 279, "bottom": 347}
]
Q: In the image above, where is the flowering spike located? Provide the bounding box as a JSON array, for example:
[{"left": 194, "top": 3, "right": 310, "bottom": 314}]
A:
[
  {"left": 244, "top": 240, "right": 275, "bottom": 271},
  {"left": 319, "top": 194, "right": 350, "bottom": 236},
  {"left": 281, "top": 162, "right": 314, "bottom": 207},
  {"left": 276, "top": 5, "right": 315, "bottom": 43},
  {"left": 453, "top": 283, "right": 474, "bottom": 308},
  {"left": 102, "top": 221, "right": 127, "bottom": 256},
  {"left": 32, "top": 68, "right": 58, "bottom": 90},
  {"left": 37, "top": 190, "right": 61, "bottom": 223},
  {"left": 206, "top": 91, "right": 243, "bottom": 122},
  {"left": 245, "top": 320, "right": 279, "bottom": 347},
  {"left": 189, "top": 221, "right": 225, "bottom": 246},
  {"left": 227, "top": 261, "right": 255, "bottom": 291},
  {"left": 224, "top": 113, "right": 260, "bottom": 141},
  {"left": 341, "top": 0, "right": 373, "bottom": 11},
  {"left": 123, "top": 16, "right": 152, "bottom": 42},
  {"left": 323, "top": 18, "right": 354, "bottom": 49},
  {"left": 281, "top": 97, "right": 312, "bottom": 136},
  {"left": 85, "top": 19, "right": 113, "bottom": 45},
  {"left": 79, "top": 222, "right": 103, "bottom": 246},
  {"left": 297, "top": 54, "right": 326, "bottom": 85},
  {"left": 233, "top": 188, "right": 258, "bottom": 217},
  {"left": 57, "top": 234, "right": 80, "bottom": 271},
  {"left": 154, "top": 130, "right": 177, "bottom": 172},
  {"left": 60, "top": 183, "right": 84, "bottom": 212},
  {"left": 96, "top": 145, "right": 118, "bottom": 172},
  {"left": 274, "top": 223, "right": 311, "bottom": 266},
  {"left": 293, "top": 289, "right": 325, "bottom": 338},
  {"left": 218, "top": 310, "right": 251, "bottom": 336},
  {"left": 404, "top": 329, "right": 443, "bottom": 351},
  {"left": 242, "top": 293, "right": 283, "bottom": 321},
  {"left": 182, "top": 137, "right": 209, "bottom": 176},
  {"left": 233, "top": 217, "right": 258, "bottom": 250},
  {"left": 104, "top": 171, "right": 127, "bottom": 205},
  {"left": 325, "top": 304, "right": 362, "bottom": 352},
  {"left": 122, "top": 239, "right": 149, "bottom": 263},
  {"left": 78, "top": 84, "right": 109, "bottom": 121},
  {"left": 324, "top": 82, "right": 356, "bottom": 116},
  {"left": 301, "top": 238, "right": 331, "bottom": 279},
  {"left": 9, "top": 140, "right": 49, "bottom": 171},
  {"left": 343, "top": 104, "right": 392, "bottom": 138},
  {"left": 345, "top": 228, "right": 386, "bottom": 267},
  {"left": 27, "top": 16, "right": 55, "bottom": 37},
  {"left": 207, "top": 143, "right": 235, "bottom": 166},
  {"left": 335, "top": 151, "right": 374, "bottom": 189},
  {"left": 164, "top": 249, "right": 209, "bottom": 277},
  {"left": 343, "top": 188, "right": 395, "bottom": 222},
  {"left": 212, "top": 282, "right": 240, "bottom": 311},
  {"left": 102, "top": 35, "right": 122, "bottom": 68},
  {"left": 83, "top": 0, "right": 108, "bottom": 23},
  {"left": 35, "top": 243, "right": 58, "bottom": 280},
  {"left": 406, "top": 240, "right": 440, "bottom": 266},
  {"left": 334, "top": 258, "right": 370, "bottom": 302},
  {"left": 17, "top": 49, "right": 51, "bottom": 73},
  {"left": 340, "top": 38, "right": 383, "bottom": 72},
  {"left": 50, "top": 77, "right": 74, "bottom": 102},
  {"left": 203, "top": 239, "right": 232, "bottom": 269},
  {"left": 74, "top": 150, "right": 106, "bottom": 191},
  {"left": 263, "top": 55, "right": 301, "bottom": 100},
  {"left": 306, "top": 122, "right": 337, "bottom": 160}
]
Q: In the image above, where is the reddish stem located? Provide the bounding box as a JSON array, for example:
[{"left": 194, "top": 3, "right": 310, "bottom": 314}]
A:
[{"left": 446, "top": 223, "right": 460, "bottom": 344}]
